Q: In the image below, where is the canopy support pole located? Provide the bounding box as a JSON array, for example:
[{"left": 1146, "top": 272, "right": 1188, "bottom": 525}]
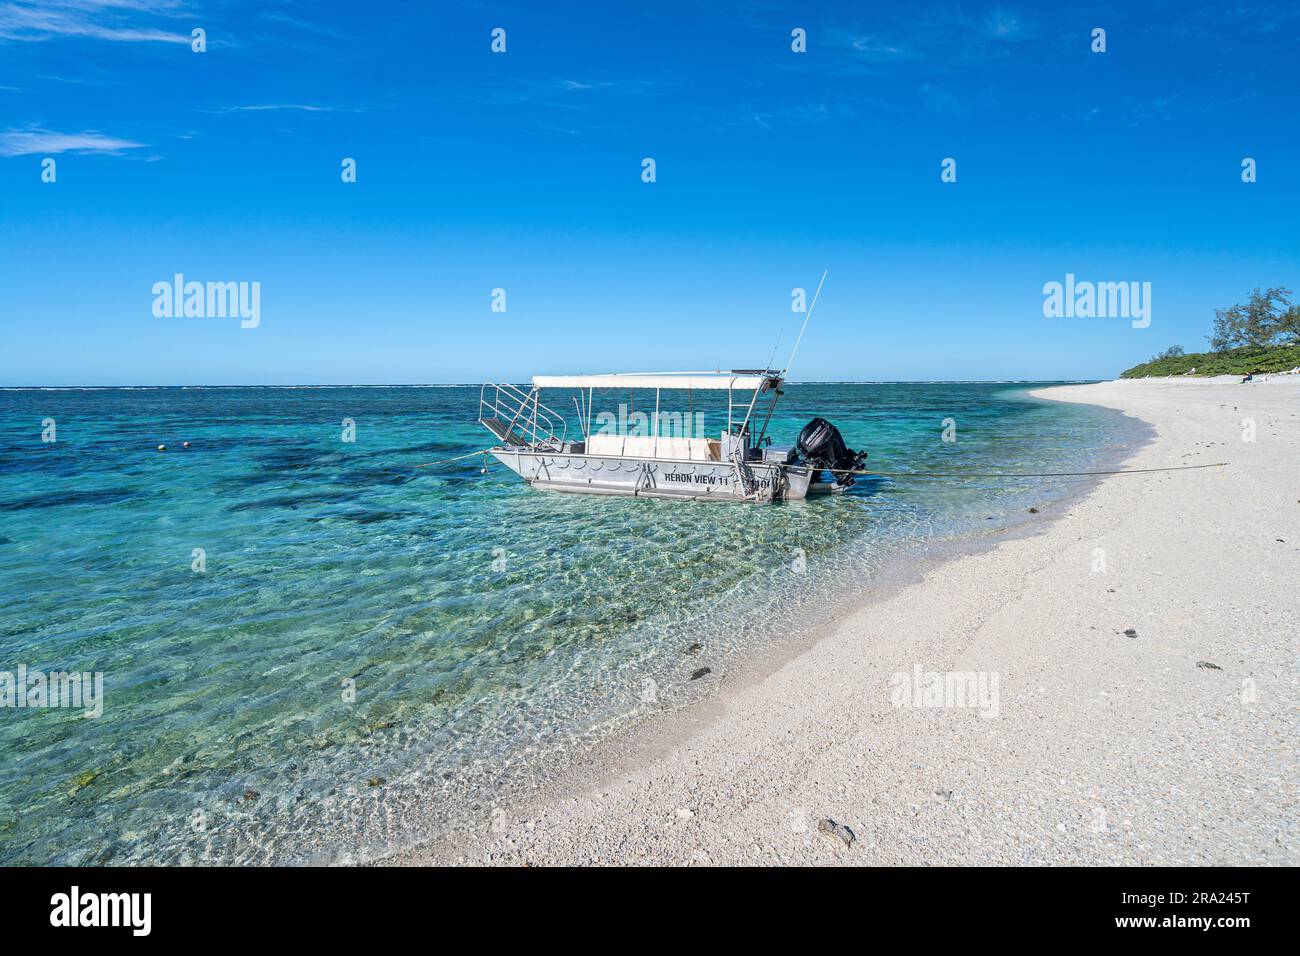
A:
[{"left": 653, "top": 388, "right": 661, "bottom": 457}]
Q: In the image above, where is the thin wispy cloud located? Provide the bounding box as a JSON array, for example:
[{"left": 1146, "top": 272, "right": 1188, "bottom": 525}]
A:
[
  {"left": 217, "top": 104, "right": 340, "bottom": 113},
  {"left": 0, "top": 1, "right": 192, "bottom": 44},
  {"left": 191, "top": 102, "right": 371, "bottom": 120},
  {"left": 741, "top": 100, "right": 861, "bottom": 131},
  {"left": 474, "top": 76, "right": 664, "bottom": 108},
  {"left": 0, "top": 127, "right": 146, "bottom": 156},
  {"left": 825, "top": 8, "right": 1039, "bottom": 70},
  {"left": 471, "top": 76, "right": 669, "bottom": 137},
  {"left": 983, "top": 9, "right": 1032, "bottom": 41},
  {"left": 1156, "top": 0, "right": 1300, "bottom": 39},
  {"left": 1122, "top": 95, "right": 1180, "bottom": 127},
  {"left": 826, "top": 27, "right": 917, "bottom": 63},
  {"left": 919, "top": 83, "right": 964, "bottom": 116},
  {"left": 256, "top": 11, "right": 346, "bottom": 40}
]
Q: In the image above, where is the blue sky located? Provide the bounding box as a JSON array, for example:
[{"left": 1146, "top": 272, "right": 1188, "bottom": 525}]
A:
[{"left": 1, "top": 0, "right": 1297, "bottom": 385}]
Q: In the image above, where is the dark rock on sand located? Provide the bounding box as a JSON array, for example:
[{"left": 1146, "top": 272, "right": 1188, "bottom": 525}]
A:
[{"left": 817, "top": 817, "right": 856, "bottom": 849}]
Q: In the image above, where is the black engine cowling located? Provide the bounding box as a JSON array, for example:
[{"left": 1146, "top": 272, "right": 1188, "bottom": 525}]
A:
[{"left": 796, "top": 417, "right": 868, "bottom": 486}]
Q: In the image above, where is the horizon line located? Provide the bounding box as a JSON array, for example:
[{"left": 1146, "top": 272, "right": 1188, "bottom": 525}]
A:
[{"left": 0, "top": 378, "right": 1109, "bottom": 390}]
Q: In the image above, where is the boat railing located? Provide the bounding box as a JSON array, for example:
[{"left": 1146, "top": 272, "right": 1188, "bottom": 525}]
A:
[{"left": 479, "top": 382, "right": 567, "bottom": 449}]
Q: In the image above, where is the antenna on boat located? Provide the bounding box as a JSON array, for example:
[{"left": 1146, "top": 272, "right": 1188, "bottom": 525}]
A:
[
  {"left": 762, "top": 332, "right": 783, "bottom": 377},
  {"left": 781, "top": 269, "right": 827, "bottom": 382}
]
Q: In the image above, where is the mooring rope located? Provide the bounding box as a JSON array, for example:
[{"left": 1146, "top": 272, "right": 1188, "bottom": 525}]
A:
[
  {"left": 414, "top": 448, "right": 494, "bottom": 468},
  {"left": 414, "top": 450, "right": 1230, "bottom": 482},
  {"left": 822, "top": 462, "right": 1229, "bottom": 479}
]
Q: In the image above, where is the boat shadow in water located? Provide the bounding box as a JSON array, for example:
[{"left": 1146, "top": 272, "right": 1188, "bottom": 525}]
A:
[{"left": 845, "top": 475, "right": 890, "bottom": 498}]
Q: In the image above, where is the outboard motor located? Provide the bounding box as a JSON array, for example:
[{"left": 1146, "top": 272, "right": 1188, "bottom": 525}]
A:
[{"left": 796, "top": 417, "right": 868, "bottom": 486}]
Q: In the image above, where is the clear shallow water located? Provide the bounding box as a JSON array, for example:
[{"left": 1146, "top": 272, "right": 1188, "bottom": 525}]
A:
[{"left": 0, "top": 384, "right": 1141, "bottom": 864}]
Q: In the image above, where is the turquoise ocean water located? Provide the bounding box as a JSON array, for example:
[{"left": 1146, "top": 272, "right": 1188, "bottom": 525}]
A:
[{"left": 0, "top": 383, "right": 1141, "bottom": 863}]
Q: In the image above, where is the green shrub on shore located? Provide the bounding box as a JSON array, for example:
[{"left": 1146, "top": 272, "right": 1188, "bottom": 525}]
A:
[
  {"left": 1120, "top": 344, "right": 1300, "bottom": 378},
  {"left": 1124, "top": 287, "right": 1300, "bottom": 377}
]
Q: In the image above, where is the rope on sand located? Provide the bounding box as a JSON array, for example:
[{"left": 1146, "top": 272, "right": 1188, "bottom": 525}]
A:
[{"left": 823, "top": 462, "right": 1230, "bottom": 479}]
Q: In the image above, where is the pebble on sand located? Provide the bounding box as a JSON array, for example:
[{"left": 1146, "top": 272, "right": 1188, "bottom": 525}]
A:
[{"left": 817, "top": 817, "right": 855, "bottom": 849}]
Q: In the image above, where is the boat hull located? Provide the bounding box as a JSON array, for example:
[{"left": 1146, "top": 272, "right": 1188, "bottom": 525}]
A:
[{"left": 489, "top": 449, "right": 813, "bottom": 502}]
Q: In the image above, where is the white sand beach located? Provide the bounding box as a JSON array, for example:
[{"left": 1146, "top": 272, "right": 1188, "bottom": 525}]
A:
[{"left": 395, "top": 378, "right": 1299, "bottom": 866}]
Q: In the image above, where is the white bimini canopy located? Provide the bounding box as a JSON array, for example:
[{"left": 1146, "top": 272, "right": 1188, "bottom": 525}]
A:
[{"left": 532, "top": 371, "right": 780, "bottom": 392}]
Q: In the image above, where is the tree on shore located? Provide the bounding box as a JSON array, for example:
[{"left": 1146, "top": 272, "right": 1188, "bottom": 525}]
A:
[{"left": 1208, "top": 287, "right": 1299, "bottom": 351}]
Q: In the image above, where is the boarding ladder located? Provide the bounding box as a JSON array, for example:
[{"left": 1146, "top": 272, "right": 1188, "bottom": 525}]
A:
[{"left": 479, "top": 383, "right": 567, "bottom": 450}]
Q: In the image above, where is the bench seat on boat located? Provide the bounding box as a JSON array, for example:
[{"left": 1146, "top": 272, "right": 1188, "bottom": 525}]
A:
[{"left": 587, "top": 433, "right": 719, "bottom": 461}]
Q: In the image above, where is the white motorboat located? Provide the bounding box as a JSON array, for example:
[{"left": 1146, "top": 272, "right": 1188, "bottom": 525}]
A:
[{"left": 477, "top": 370, "right": 867, "bottom": 503}]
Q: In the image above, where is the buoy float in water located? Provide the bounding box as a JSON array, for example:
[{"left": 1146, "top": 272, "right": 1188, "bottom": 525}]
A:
[
  {"left": 182, "top": 441, "right": 190, "bottom": 449},
  {"left": 157, "top": 444, "right": 166, "bottom": 451}
]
